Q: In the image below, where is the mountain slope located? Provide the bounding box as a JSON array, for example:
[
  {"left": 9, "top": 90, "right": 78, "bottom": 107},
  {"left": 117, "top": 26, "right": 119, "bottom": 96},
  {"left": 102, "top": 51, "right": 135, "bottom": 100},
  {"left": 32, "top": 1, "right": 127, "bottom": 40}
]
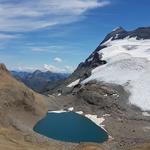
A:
[
  {"left": 0, "top": 64, "right": 77, "bottom": 150},
  {"left": 54, "top": 27, "right": 150, "bottom": 112},
  {"left": 58, "top": 26, "right": 150, "bottom": 150},
  {"left": 82, "top": 29, "right": 150, "bottom": 111},
  {"left": 0, "top": 63, "right": 48, "bottom": 127}
]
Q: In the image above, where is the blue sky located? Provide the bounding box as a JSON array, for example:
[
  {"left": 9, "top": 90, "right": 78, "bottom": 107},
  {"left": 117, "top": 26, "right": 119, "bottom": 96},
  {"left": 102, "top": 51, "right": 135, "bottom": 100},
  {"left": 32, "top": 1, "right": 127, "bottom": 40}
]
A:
[{"left": 0, "top": 0, "right": 150, "bottom": 72}]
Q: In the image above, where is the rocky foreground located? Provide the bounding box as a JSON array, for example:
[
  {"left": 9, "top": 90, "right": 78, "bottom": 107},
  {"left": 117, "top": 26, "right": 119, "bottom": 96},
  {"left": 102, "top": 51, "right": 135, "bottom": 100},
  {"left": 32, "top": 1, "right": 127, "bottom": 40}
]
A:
[
  {"left": 0, "top": 64, "right": 75, "bottom": 150},
  {"left": 47, "top": 86, "right": 150, "bottom": 150},
  {"left": 0, "top": 63, "right": 150, "bottom": 150}
]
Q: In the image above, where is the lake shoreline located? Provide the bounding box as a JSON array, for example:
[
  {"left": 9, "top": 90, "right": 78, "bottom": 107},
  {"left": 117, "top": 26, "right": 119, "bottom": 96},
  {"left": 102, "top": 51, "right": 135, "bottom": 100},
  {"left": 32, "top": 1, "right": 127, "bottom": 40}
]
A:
[
  {"left": 34, "top": 109, "right": 108, "bottom": 143},
  {"left": 45, "top": 94, "right": 150, "bottom": 150}
]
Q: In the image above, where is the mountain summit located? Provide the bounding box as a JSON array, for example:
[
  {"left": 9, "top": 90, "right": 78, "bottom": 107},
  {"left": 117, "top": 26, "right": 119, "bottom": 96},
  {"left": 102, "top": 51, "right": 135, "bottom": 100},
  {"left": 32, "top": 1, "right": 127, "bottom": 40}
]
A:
[
  {"left": 76, "top": 26, "right": 150, "bottom": 73},
  {"left": 102, "top": 26, "right": 150, "bottom": 43}
]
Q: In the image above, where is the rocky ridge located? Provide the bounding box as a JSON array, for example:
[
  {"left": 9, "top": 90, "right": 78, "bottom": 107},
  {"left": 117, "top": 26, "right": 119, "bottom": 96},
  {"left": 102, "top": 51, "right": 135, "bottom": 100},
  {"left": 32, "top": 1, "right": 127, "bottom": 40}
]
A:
[{"left": 49, "top": 26, "right": 150, "bottom": 95}]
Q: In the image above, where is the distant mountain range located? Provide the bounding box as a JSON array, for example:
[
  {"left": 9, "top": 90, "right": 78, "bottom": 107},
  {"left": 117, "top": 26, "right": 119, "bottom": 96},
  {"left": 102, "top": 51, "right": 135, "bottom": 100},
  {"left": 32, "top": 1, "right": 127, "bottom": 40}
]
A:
[{"left": 11, "top": 70, "right": 69, "bottom": 93}]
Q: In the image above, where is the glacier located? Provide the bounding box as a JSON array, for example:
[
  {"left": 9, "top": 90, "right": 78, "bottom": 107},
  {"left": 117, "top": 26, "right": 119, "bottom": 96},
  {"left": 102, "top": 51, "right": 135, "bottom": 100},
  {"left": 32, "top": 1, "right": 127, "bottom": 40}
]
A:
[{"left": 83, "top": 37, "right": 150, "bottom": 111}]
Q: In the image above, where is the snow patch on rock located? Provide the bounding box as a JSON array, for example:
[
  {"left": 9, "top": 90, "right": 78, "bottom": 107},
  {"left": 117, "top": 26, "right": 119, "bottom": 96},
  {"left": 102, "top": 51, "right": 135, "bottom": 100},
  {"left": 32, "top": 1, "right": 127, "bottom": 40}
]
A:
[
  {"left": 48, "top": 110, "right": 66, "bottom": 113},
  {"left": 87, "top": 57, "right": 94, "bottom": 62},
  {"left": 67, "top": 79, "right": 80, "bottom": 88},
  {"left": 142, "top": 112, "right": 150, "bottom": 117},
  {"left": 68, "top": 107, "right": 74, "bottom": 111},
  {"left": 57, "top": 93, "right": 61, "bottom": 96}
]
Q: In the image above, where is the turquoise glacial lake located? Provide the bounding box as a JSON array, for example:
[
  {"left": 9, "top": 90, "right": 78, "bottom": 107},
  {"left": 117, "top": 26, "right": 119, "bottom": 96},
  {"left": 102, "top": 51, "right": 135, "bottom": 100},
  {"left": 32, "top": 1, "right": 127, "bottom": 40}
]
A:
[{"left": 33, "top": 112, "right": 108, "bottom": 143}]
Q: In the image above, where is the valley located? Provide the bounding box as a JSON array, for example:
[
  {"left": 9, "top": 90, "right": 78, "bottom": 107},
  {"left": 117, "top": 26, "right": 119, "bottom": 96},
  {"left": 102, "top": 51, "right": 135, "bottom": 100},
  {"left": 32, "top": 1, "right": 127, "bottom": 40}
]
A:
[{"left": 0, "top": 26, "right": 150, "bottom": 150}]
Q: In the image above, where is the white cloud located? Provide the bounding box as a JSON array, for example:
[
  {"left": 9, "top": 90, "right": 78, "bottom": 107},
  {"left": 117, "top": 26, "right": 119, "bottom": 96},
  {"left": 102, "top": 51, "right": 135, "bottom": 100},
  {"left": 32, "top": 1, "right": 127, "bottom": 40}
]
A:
[
  {"left": 17, "top": 66, "right": 37, "bottom": 72},
  {"left": 0, "top": 33, "right": 19, "bottom": 40},
  {"left": 64, "top": 65, "right": 75, "bottom": 73},
  {"left": 13, "top": 63, "right": 75, "bottom": 73},
  {"left": 30, "top": 47, "right": 49, "bottom": 52},
  {"left": 44, "top": 64, "right": 74, "bottom": 73},
  {"left": 30, "top": 45, "right": 64, "bottom": 52},
  {"left": 0, "top": 0, "right": 110, "bottom": 32},
  {"left": 54, "top": 57, "right": 62, "bottom": 63}
]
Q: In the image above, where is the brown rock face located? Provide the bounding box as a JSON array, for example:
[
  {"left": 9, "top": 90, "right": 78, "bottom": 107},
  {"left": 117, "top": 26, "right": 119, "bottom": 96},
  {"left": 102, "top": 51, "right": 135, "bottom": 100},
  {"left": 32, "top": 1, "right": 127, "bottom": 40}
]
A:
[
  {"left": 0, "top": 63, "right": 48, "bottom": 128},
  {"left": 0, "top": 64, "right": 76, "bottom": 150},
  {"left": 0, "top": 63, "right": 9, "bottom": 73}
]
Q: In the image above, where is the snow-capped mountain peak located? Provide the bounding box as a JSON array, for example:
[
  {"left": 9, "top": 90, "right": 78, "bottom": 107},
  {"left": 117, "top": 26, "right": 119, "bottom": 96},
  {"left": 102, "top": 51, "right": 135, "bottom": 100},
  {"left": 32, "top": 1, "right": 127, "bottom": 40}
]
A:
[
  {"left": 101, "top": 26, "right": 150, "bottom": 44},
  {"left": 112, "top": 26, "right": 125, "bottom": 32},
  {"left": 81, "top": 27, "right": 150, "bottom": 111}
]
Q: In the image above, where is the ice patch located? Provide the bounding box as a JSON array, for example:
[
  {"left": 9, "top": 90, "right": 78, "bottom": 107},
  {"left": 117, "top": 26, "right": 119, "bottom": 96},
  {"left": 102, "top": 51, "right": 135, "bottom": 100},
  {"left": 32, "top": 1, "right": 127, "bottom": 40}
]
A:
[
  {"left": 48, "top": 110, "right": 66, "bottom": 113},
  {"left": 57, "top": 93, "right": 61, "bottom": 96},
  {"left": 85, "top": 114, "right": 105, "bottom": 127},
  {"left": 76, "top": 111, "right": 83, "bottom": 115},
  {"left": 68, "top": 107, "right": 74, "bottom": 111}
]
